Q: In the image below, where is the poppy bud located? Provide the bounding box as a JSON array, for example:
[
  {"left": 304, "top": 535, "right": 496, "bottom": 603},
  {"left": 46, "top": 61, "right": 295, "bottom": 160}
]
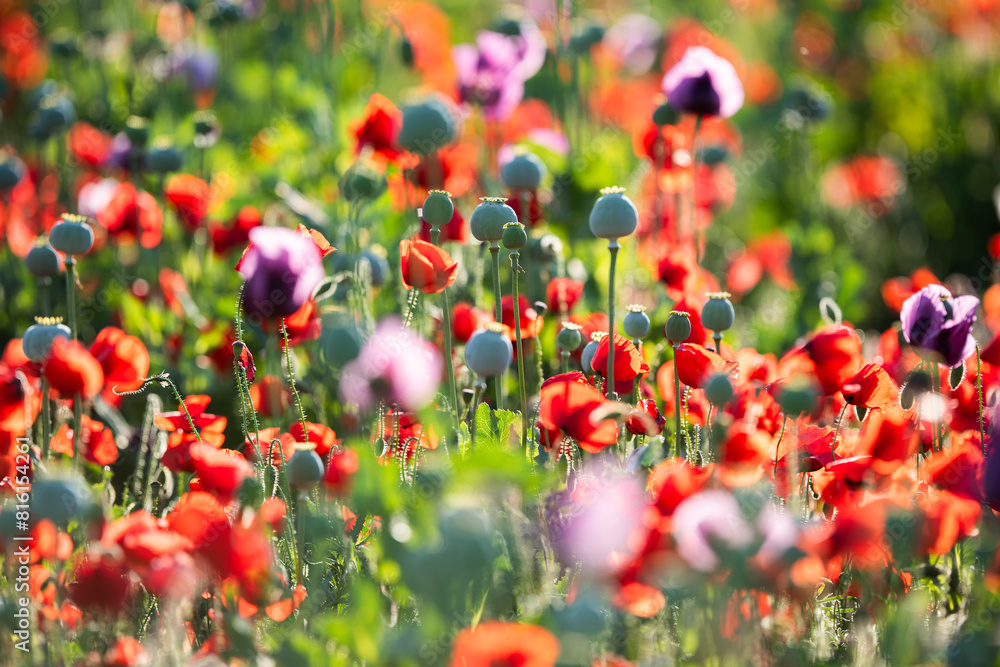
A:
[
  {"left": 502, "top": 222, "right": 527, "bottom": 250},
  {"left": 777, "top": 379, "right": 817, "bottom": 417},
  {"left": 665, "top": 311, "right": 692, "bottom": 346},
  {"left": 144, "top": 138, "right": 183, "bottom": 173},
  {"left": 557, "top": 322, "right": 583, "bottom": 352},
  {"left": 501, "top": 151, "right": 546, "bottom": 191},
  {"left": 701, "top": 292, "right": 735, "bottom": 332},
  {"left": 400, "top": 35, "right": 415, "bottom": 66},
  {"left": 238, "top": 477, "right": 265, "bottom": 509},
  {"left": 23, "top": 316, "right": 71, "bottom": 362},
  {"left": 124, "top": 115, "right": 150, "bottom": 147},
  {"left": 622, "top": 304, "right": 650, "bottom": 339},
  {"left": 465, "top": 323, "right": 513, "bottom": 377},
  {"left": 422, "top": 190, "right": 454, "bottom": 228},
  {"left": 398, "top": 97, "right": 455, "bottom": 155},
  {"left": 287, "top": 446, "right": 324, "bottom": 492},
  {"left": 49, "top": 214, "right": 94, "bottom": 255},
  {"left": 589, "top": 186, "right": 638, "bottom": 240},
  {"left": 581, "top": 333, "right": 604, "bottom": 374},
  {"left": 470, "top": 197, "right": 518, "bottom": 243},
  {"left": 264, "top": 464, "right": 279, "bottom": 497},
  {"left": 25, "top": 240, "right": 60, "bottom": 278},
  {"left": 652, "top": 100, "right": 678, "bottom": 126},
  {"left": 704, "top": 373, "right": 733, "bottom": 406}
]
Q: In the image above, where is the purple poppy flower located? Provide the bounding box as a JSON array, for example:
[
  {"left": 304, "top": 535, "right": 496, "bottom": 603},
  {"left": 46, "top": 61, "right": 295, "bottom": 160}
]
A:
[
  {"left": 900, "top": 284, "right": 979, "bottom": 368},
  {"left": 452, "top": 22, "right": 546, "bottom": 121},
  {"left": 238, "top": 226, "right": 325, "bottom": 320},
  {"left": 662, "top": 46, "right": 745, "bottom": 119},
  {"left": 604, "top": 14, "right": 662, "bottom": 75},
  {"left": 672, "top": 490, "right": 753, "bottom": 572},
  {"left": 338, "top": 318, "right": 442, "bottom": 413}
]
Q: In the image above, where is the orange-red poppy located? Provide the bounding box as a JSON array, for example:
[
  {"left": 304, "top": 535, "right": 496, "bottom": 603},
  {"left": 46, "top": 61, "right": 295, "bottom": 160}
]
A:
[
  {"left": 546, "top": 277, "right": 584, "bottom": 315},
  {"left": 165, "top": 173, "right": 211, "bottom": 230},
  {"left": 501, "top": 295, "right": 543, "bottom": 340},
  {"left": 400, "top": 238, "right": 458, "bottom": 294},
  {"left": 352, "top": 93, "right": 402, "bottom": 162},
  {"left": 50, "top": 415, "right": 117, "bottom": 466},
  {"left": 537, "top": 372, "right": 619, "bottom": 454},
  {"left": 449, "top": 621, "right": 560, "bottom": 667},
  {"left": 591, "top": 334, "right": 650, "bottom": 383},
  {"left": 89, "top": 326, "right": 149, "bottom": 403},
  {"left": 674, "top": 343, "right": 737, "bottom": 389},
  {"left": 44, "top": 338, "right": 105, "bottom": 399},
  {"left": 841, "top": 363, "right": 897, "bottom": 411}
]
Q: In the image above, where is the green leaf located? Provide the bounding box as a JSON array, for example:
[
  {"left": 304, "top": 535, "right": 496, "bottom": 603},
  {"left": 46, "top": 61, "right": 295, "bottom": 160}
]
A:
[{"left": 493, "top": 409, "right": 519, "bottom": 447}]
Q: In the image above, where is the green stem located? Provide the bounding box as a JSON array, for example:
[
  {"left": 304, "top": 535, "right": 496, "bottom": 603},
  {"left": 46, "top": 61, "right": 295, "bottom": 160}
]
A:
[
  {"left": 561, "top": 350, "right": 569, "bottom": 375},
  {"left": 281, "top": 318, "right": 309, "bottom": 445},
  {"left": 512, "top": 252, "right": 528, "bottom": 450},
  {"left": 978, "top": 345, "right": 986, "bottom": 455},
  {"left": 490, "top": 243, "right": 504, "bottom": 408},
  {"left": 831, "top": 402, "right": 849, "bottom": 456},
  {"left": 40, "top": 376, "right": 50, "bottom": 460},
  {"left": 773, "top": 415, "right": 788, "bottom": 498},
  {"left": 672, "top": 349, "right": 681, "bottom": 459},
  {"left": 65, "top": 257, "right": 77, "bottom": 340},
  {"left": 441, "top": 287, "right": 459, "bottom": 427},
  {"left": 607, "top": 241, "right": 619, "bottom": 400},
  {"left": 692, "top": 114, "right": 703, "bottom": 264},
  {"left": 470, "top": 380, "right": 485, "bottom": 450}
]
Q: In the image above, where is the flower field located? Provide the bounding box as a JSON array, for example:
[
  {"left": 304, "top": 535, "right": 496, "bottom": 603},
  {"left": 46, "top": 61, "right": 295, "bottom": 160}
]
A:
[{"left": 2, "top": 0, "right": 1000, "bottom": 665}]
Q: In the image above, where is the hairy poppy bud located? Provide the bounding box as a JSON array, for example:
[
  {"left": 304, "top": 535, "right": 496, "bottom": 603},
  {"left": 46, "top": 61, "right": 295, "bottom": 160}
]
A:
[
  {"left": 465, "top": 323, "right": 513, "bottom": 377},
  {"left": 777, "top": 379, "right": 817, "bottom": 418},
  {"left": 623, "top": 304, "right": 650, "bottom": 339},
  {"left": 589, "top": 186, "right": 638, "bottom": 240},
  {"left": 238, "top": 477, "right": 265, "bottom": 509}
]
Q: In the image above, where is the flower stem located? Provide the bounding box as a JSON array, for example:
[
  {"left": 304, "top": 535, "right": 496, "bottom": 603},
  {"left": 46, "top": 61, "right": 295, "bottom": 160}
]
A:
[
  {"left": 978, "top": 345, "right": 986, "bottom": 455},
  {"left": 692, "top": 114, "right": 704, "bottom": 264},
  {"left": 561, "top": 350, "right": 569, "bottom": 374},
  {"left": 441, "top": 286, "right": 460, "bottom": 427},
  {"left": 672, "top": 349, "right": 681, "bottom": 458},
  {"left": 40, "top": 377, "right": 50, "bottom": 460},
  {"left": 607, "top": 241, "right": 619, "bottom": 400},
  {"left": 281, "top": 318, "right": 309, "bottom": 445},
  {"left": 65, "top": 256, "right": 82, "bottom": 465},
  {"left": 511, "top": 252, "right": 528, "bottom": 450},
  {"left": 490, "top": 243, "right": 504, "bottom": 408},
  {"left": 773, "top": 415, "right": 788, "bottom": 498},
  {"left": 470, "top": 379, "right": 485, "bottom": 449},
  {"left": 832, "top": 402, "right": 849, "bottom": 456}
]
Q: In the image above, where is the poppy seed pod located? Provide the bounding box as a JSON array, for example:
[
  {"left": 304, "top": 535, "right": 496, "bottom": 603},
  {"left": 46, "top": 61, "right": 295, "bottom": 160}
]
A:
[
  {"left": 501, "top": 151, "right": 546, "bottom": 191},
  {"left": 144, "top": 138, "right": 183, "bottom": 173},
  {"left": 0, "top": 155, "right": 25, "bottom": 189},
  {"left": 422, "top": 190, "right": 454, "bottom": 227},
  {"left": 23, "top": 317, "right": 71, "bottom": 362},
  {"left": 31, "top": 473, "right": 95, "bottom": 528},
  {"left": 581, "top": 333, "right": 604, "bottom": 374},
  {"left": 701, "top": 293, "right": 735, "bottom": 332},
  {"left": 652, "top": 100, "right": 678, "bottom": 126},
  {"left": 49, "top": 214, "right": 94, "bottom": 255},
  {"left": 341, "top": 161, "right": 386, "bottom": 202},
  {"left": 589, "top": 186, "right": 638, "bottom": 240},
  {"left": 124, "top": 115, "right": 150, "bottom": 147},
  {"left": 470, "top": 197, "right": 518, "bottom": 243},
  {"left": 557, "top": 322, "right": 583, "bottom": 351},
  {"left": 622, "top": 304, "right": 650, "bottom": 339},
  {"left": 25, "top": 241, "right": 60, "bottom": 278},
  {"left": 286, "top": 446, "right": 325, "bottom": 491},
  {"left": 665, "top": 311, "right": 692, "bottom": 345},
  {"left": 704, "top": 373, "right": 734, "bottom": 406},
  {"left": 502, "top": 222, "right": 527, "bottom": 250},
  {"left": 398, "top": 98, "right": 455, "bottom": 155},
  {"left": 465, "top": 323, "right": 513, "bottom": 377},
  {"left": 778, "top": 380, "right": 817, "bottom": 417}
]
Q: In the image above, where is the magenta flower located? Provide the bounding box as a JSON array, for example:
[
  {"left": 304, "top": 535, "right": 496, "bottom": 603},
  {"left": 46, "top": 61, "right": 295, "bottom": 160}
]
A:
[
  {"left": 604, "top": 14, "right": 662, "bottom": 75},
  {"left": 900, "top": 284, "right": 979, "bottom": 368},
  {"left": 339, "top": 318, "right": 442, "bottom": 413},
  {"left": 238, "top": 227, "right": 324, "bottom": 320},
  {"left": 671, "top": 490, "right": 753, "bottom": 572},
  {"left": 452, "top": 22, "right": 546, "bottom": 121},
  {"left": 661, "top": 46, "right": 745, "bottom": 119}
]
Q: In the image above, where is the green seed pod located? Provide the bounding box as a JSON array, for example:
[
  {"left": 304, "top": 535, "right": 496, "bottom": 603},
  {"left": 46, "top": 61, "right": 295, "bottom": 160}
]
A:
[
  {"left": 470, "top": 197, "right": 517, "bottom": 243},
  {"left": 422, "top": 190, "right": 454, "bottom": 227},
  {"left": 341, "top": 160, "right": 387, "bottom": 202},
  {"left": 0, "top": 155, "right": 25, "bottom": 189},
  {"left": 144, "top": 138, "right": 184, "bottom": 173},
  {"left": 589, "top": 186, "right": 638, "bottom": 240},
  {"left": 286, "top": 446, "right": 325, "bottom": 492},
  {"left": 501, "top": 151, "right": 546, "bottom": 191},
  {"left": 25, "top": 241, "right": 60, "bottom": 278},
  {"left": 701, "top": 292, "right": 735, "bottom": 333},
  {"left": 557, "top": 322, "right": 583, "bottom": 352},
  {"left": 237, "top": 477, "right": 265, "bottom": 509},
  {"left": 125, "top": 116, "right": 150, "bottom": 147},
  {"left": 502, "top": 222, "right": 527, "bottom": 250},
  {"left": 398, "top": 98, "right": 455, "bottom": 155},
  {"left": 30, "top": 473, "right": 94, "bottom": 528},
  {"left": 23, "top": 316, "right": 71, "bottom": 362},
  {"left": 622, "top": 304, "right": 650, "bottom": 339},
  {"left": 665, "top": 311, "right": 693, "bottom": 346},
  {"left": 778, "top": 379, "right": 817, "bottom": 418},
  {"left": 704, "top": 373, "right": 734, "bottom": 407},
  {"left": 581, "top": 333, "right": 604, "bottom": 374},
  {"left": 49, "top": 214, "right": 94, "bottom": 255},
  {"left": 465, "top": 323, "right": 512, "bottom": 377}
]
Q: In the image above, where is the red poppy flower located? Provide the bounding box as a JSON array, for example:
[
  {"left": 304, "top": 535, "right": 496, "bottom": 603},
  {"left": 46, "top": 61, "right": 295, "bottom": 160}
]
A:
[
  {"left": 923, "top": 439, "right": 984, "bottom": 502},
  {"left": 671, "top": 297, "right": 707, "bottom": 345},
  {"left": 288, "top": 421, "right": 338, "bottom": 457},
  {"left": 452, "top": 302, "right": 493, "bottom": 343},
  {"left": 249, "top": 375, "right": 290, "bottom": 418},
  {"left": 507, "top": 191, "right": 544, "bottom": 226},
  {"left": 353, "top": 93, "right": 402, "bottom": 162},
  {"left": 626, "top": 398, "right": 664, "bottom": 436},
  {"left": 546, "top": 277, "right": 584, "bottom": 315},
  {"left": 647, "top": 458, "right": 713, "bottom": 516},
  {"left": 419, "top": 205, "right": 469, "bottom": 244},
  {"left": 44, "top": 338, "right": 104, "bottom": 399},
  {"left": 400, "top": 238, "right": 458, "bottom": 294},
  {"left": 165, "top": 173, "right": 211, "bottom": 230},
  {"left": 67, "top": 552, "right": 133, "bottom": 616},
  {"left": 67, "top": 122, "right": 113, "bottom": 168},
  {"left": 919, "top": 489, "right": 982, "bottom": 556},
  {"left": 103, "top": 637, "right": 149, "bottom": 667},
  {"left": 449, "top": 622, "right": 560, "bottom": 667},
  {"left": 658, "top": 251, "right": 697, "bottom": 299},
  {"left": 591, "top": 334, "right": 649, "bottom": 383},
  {"left": 267, "top": 299, "right": 322, "bottom": 348},
  {"left": 841, "top": 363, "right": 897, "bottom": 411},
  {"left": 612, "top": 580, "right": 666, "bottom": 619},
  {"left": 780, "top": 326, "right": 862, "bottom": 395},
  {"left": 881, "top": 267, "right": 939, "bottom": 313},
  {"left": 858, "top": 406, "right": 919, "bottom": 474},
  {"left": 154, "top": 395, "right": 227, "bottom": 447},
  {"left": 325, "top": 447, "right": 359, "bottom": 497},
  {"left": 377, "top": 409, "right": 437, "bottom": 464},
  {"left": 167, "top": 491, "right": 230, "bottom": 552},
  {"left": 718, "top": 424, "right": 773, "bottom": 487},
  {"left": 537, "top": 373, "right": 619, "bottom": 454},
  {"left": 501, "top": 295, "right": 543, "bottom": 340},
  {"left": 189, "top": 443, "right": 253, "bottom": 502},
  {"left": 674, "top": 343, "right": 737, "bottom": 388},
  {"left": 0, "top": 364, "right": 41, "bottom": 449},
  {"left": 50, "top": 415, "right": 117, "bottom": 466},
  {"left": 245, "top": 426, "right": 296, "bottom": 466},
  {"left": 209, "top": 205, "right": 261, "bottom": 255},
  {"left": 28, "top": 519, "right": 74, "bottom": 563},
  {"left": 89, "top": 327, "right": 149, "bottom": 403}
]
